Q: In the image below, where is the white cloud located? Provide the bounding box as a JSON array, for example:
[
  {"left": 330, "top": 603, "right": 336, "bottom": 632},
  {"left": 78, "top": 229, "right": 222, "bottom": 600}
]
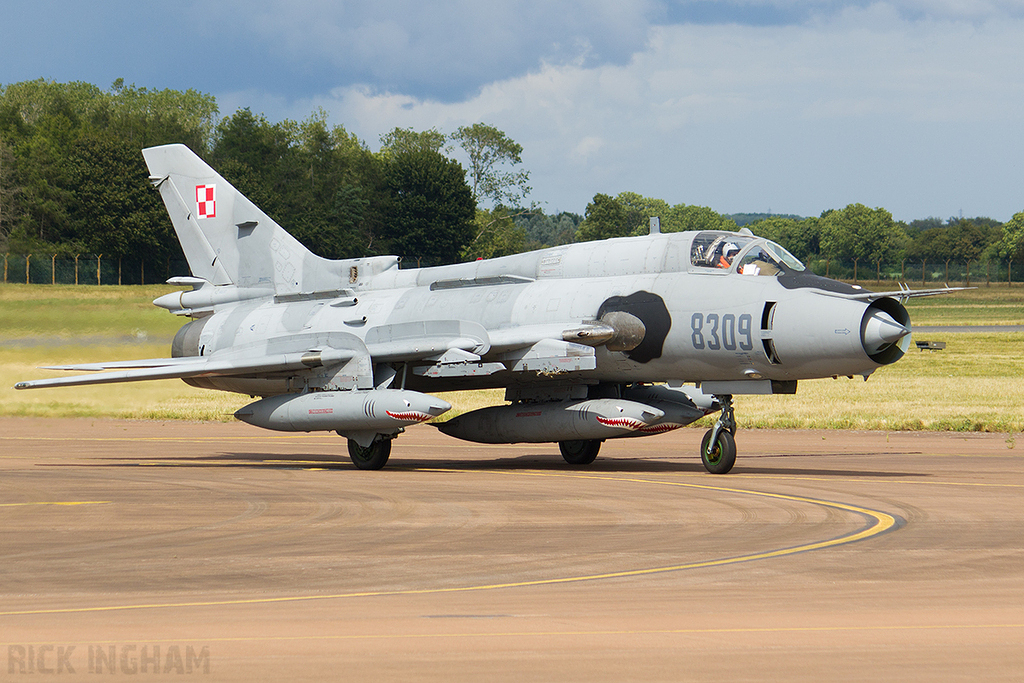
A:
[
  {"left": 203, "top": 0, "right": 657, "bottom": 99},
  {"left": 218, "top": 2, "right": 1024, "bottom": 220}
]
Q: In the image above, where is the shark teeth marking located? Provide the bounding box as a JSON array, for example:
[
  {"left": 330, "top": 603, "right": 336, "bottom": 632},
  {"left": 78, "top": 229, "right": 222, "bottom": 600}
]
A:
[
  {"left": 386, "top": 410, "right": 433, "bottom": 423},
  {"left": 595, "top": 416, "right": 647, "bottom": 431},
  {"left": 635, "top": 422, "right": 684, "bottom": 435}
]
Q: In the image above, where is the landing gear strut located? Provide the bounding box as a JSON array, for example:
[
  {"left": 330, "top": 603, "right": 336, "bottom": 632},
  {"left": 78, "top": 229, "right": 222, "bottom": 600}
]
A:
[{"left": 701, "top": 394, "right": 736, "bottom": 474}]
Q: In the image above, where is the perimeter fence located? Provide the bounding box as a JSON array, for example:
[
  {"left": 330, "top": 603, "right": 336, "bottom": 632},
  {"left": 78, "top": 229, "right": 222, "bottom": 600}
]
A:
[
  {"left": 808, "top": 258, "right": 1024, "bottom": 286},
  {"left": 3, "top": 253, "right": 1024, "bottom": 287},
  {"left": 1, "top": 254, "right": 190, "bottom": 286}
]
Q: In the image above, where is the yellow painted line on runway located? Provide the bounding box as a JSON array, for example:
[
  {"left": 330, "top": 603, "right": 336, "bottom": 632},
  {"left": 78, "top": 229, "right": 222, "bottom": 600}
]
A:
[
  {"left": 0, "top": 476, "right": 895, "bottom": 617},
  {"left": 704, "top": 472, "right": 1024, "bottom": 489},
  {"left": 0, "top": 501, "right": 110, "bottom": 507}
]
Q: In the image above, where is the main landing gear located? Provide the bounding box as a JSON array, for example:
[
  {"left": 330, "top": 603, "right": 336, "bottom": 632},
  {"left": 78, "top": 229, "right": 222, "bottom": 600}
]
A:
[
  {"left": 347, "top": 435, "right": 393, "bottom": 470},
  {"left": 701, "top": 394, "right": 736, "bottom": 474},
  {"left": 559, "top": 439, "right": 602, "bottom": 465}
]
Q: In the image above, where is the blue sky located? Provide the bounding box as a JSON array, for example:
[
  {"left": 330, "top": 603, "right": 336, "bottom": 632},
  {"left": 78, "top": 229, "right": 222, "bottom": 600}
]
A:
[{"left": 3, "top": 0, "right": 1024, "bottom": 221}]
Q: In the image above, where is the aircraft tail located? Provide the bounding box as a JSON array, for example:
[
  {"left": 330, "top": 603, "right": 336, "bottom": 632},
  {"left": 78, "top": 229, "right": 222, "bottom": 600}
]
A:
[{"left": 142, "top": 144, "right": 349, "bottom": 294}]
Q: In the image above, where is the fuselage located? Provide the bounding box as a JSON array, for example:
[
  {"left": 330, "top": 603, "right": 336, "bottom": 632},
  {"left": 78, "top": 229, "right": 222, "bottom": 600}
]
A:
[{"left": 171, "top": 229, "right": 910, "bottom": 397}]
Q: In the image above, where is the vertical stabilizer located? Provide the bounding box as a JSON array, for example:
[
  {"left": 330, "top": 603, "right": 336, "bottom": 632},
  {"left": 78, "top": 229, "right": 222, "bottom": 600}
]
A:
[{"left": 142, "top": 144, "right": 348, "bottom": 293}]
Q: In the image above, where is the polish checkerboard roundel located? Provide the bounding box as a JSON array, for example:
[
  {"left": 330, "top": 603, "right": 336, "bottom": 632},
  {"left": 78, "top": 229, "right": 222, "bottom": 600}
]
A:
[{"left": 195, "top": 184, "right": 216, "bottom": 218}]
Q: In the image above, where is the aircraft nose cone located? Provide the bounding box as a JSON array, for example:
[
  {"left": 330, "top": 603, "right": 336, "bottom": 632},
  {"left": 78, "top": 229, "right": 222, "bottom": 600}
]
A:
[
  {"left": 862, "top": 309, "right": 910, "bottom": 355},
  {"left": 425, "top": 398, "right": 453, "bottom": 417}
]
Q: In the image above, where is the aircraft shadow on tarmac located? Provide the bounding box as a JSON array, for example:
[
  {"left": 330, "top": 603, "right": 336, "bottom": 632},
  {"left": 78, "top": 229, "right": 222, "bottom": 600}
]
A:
[{"left": 55, "top": 451, "right": 925, "bottom": 479}]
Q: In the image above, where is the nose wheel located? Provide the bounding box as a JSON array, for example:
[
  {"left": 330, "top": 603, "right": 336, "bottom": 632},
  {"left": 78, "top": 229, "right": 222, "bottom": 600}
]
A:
[{"left": 701, "top": 394, "right": 737, "bottom": 474}]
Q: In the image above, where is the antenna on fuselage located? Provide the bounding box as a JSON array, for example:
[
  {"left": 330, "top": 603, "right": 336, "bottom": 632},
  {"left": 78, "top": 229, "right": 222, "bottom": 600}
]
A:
[{"left": 649, "top": 216, "right": 661, "bottom": 235}]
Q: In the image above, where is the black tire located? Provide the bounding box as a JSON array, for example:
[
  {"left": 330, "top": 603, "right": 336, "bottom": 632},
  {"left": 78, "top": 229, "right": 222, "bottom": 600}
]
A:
[
  {"left": 559, "top": 439, "right": 601, "bottom": 465},
  {"left": 347, "top": 437, "right": 392, "bottom": 470},
  {"left": 700, "top": 429, "right": 736, "bottom": 474}
]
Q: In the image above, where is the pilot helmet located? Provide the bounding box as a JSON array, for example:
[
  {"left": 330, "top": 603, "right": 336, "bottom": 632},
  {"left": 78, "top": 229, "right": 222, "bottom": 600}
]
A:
[{"left": 723, "top": 243, "right": 739, "bottom": 258}]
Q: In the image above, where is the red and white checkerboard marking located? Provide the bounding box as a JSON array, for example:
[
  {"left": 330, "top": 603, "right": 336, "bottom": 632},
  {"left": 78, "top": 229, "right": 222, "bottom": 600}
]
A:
[{"left": 196, "top": 184, "right": 216, "bottom": 218}]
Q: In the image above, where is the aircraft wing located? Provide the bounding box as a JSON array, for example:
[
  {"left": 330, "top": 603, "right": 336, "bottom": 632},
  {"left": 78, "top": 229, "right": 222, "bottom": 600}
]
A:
[
  {"left": 14, "top": 349, "right": 358, "bottom": 390},
  {"left": 820, "top": 284, "right": 972, "bottom": 302},
  {"left": 14, "top": 318, "right": 618, "bottom": 391}
]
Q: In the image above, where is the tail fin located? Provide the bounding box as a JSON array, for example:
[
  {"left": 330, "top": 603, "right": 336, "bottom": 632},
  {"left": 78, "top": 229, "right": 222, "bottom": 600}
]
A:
[{"left": 142, "top": 144, "right": 348, "bottom": 294}]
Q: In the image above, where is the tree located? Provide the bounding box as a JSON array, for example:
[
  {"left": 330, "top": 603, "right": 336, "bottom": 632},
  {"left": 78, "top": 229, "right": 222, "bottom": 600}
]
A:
[
  {"left": 450, "top": 123, "right": 530, "bottom": 207},
  {"left": 514, "top": 210, "right": 580, "bottom": 248},
  {"left": 747, "top": 216, "right": 821, "bottom": 262},
  {"left": 290, "top": 111, "right": 378, "bottom": 259},
  {"left": 611, "top": 192, "right": 670, "bottom": 235},
  {"left": 0, "top": 135, "right": 18, "bottom": 249},
  {"left": 462, "top": 207, "right": 527, "bottom": 261},
  {"left": 943, "top": 219, "right": 990, "bottom": 265},
  {"left": 212, "top": 108, "right": 293, "bottom": 175},
  {"left": 380, "top": 127, "right": 449, "bottom": 158},
  {"left": 576, "top": 192, "right": 738, "bottom": 243},
  {"left": 663, "top": 203, "right": 737, "bottom": 234},
  {"left": 819, "top": 204, "right": 906, "bottom": 268},
  {"left": 213, "top": 109, "right": 381, "bottom": 260},
  {"left": 379, "top": 148, "right": 475, "bottom": 266},
  {"left": 907, "top": 217, "right": 1002, "bottom": 281},
  {"left": 994, "top": 211, "right": 1024, "bottom": 262},
  {"left": 575, "top": 193, "right": 633, "bottom": 242},
  {"left": 101, "top": 80, "right": 218, "bottom": 152},
  {"left": 65, "top": 134, "right": 170, "bottom": 259},
  {"left": 0, "top": 79, "right": 218, "bottom": 257}
]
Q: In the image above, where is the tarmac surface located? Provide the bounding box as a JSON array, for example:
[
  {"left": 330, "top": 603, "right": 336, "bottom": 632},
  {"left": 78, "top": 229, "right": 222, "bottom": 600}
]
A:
[{"left": 1, "top": 417, "right": 1021, "bottom": 682}]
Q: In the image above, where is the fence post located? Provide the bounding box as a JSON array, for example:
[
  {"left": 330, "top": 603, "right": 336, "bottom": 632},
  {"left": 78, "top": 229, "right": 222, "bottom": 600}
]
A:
[
  {"left": 901, "top": 259, "right": 906, "bottom": 281},
  {"left": 51, "top": 254, "right": 56, "bottom": 285},
  {"left": 141, "top": 260, "right": 144, "bottom": 285},
  {"left": 3, "top": 253, "right": 7, "bottom": 283},
  {"left": 118, "top": 257, "right": 122, "bottom": 286},
  {"left": 965, "top": 260, "right": 971, "bottom": 287},
  {"left": 74, "top": 254, "right": 79, "bottom": 285},
  {"left": 921, "top": 260, "right": 926, "bottom": 286},
  {"left": 96, "top": 254, "right": 102, "bottom": 286},
  {"left": 25, "top": 254, "right": 30, "bottom": 284}
]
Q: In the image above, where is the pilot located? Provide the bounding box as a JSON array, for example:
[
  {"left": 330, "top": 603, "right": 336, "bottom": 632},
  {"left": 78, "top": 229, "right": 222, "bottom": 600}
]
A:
[{"left": 718, "top": 243, "right": 739, "bottom": 269}]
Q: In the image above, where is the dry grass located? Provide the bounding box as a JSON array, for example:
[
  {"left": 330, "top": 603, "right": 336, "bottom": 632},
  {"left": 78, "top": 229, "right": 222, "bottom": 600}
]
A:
[
  {"left": 2, "top": 345, "right": 251, "bottom": 421},
  {"left": 1, "top": 283, "right": 182, "bottom": 342},
  {"left": 903, "top": 285, "right": 1024, "bottom": 326}
]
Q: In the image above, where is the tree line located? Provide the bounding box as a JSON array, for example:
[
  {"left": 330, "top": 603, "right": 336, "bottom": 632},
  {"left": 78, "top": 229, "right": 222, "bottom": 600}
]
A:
[
  {"left": 3, "top": 79, "right": 1024, "bottom": 282},
  {"left": 0, "top": 79, "right": 531, "bottom": 270},
  {"left": 573, "top": 193, "right": 1024, "bottom": 281}
]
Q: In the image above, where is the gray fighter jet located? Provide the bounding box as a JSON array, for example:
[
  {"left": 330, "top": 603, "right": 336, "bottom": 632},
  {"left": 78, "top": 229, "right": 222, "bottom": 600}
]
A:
[{"left": 16, "top": 144, "right": 946, "bottom": 473}]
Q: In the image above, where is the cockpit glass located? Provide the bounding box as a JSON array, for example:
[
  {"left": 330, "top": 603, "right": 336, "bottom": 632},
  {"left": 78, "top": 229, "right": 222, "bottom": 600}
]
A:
[
  {"left": 736, "top": 247, "right": 780, "bottom": 276},
  {"left": 764, "top": 241, "right": 806, "bottom": 271},
  {"left": 690, "top": 232, "right": 807, "bottom": 275},
  {"left": 690, "top": 232, "right": 756, "bottom": 269}
]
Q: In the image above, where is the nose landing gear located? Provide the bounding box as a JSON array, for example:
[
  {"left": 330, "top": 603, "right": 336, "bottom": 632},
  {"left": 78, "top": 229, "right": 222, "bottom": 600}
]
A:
[{"left": 701, "top": 394, "right": 736, "bottom": 474}]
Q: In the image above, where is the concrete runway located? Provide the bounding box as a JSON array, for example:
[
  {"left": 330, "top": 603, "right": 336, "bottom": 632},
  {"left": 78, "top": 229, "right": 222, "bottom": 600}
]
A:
[{"left": 1, "top": 417, "right": 1021, "bottom": 681}]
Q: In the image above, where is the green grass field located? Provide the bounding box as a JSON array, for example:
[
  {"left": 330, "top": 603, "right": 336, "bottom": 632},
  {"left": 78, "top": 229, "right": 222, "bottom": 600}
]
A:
[{"left": 2, "top": 283, "right": 1022, "bottom": 431}]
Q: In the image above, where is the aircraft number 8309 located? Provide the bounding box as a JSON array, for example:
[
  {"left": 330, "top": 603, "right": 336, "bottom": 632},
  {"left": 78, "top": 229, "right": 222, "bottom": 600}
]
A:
[{"left": 690, "top": 313, "right": 754, "bottom": 351}]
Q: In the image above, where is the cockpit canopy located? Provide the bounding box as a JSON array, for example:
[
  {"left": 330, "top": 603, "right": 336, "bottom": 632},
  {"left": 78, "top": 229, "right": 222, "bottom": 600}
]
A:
[{"left": 689, "top": 231, "right": 806, "bottom": 276}]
